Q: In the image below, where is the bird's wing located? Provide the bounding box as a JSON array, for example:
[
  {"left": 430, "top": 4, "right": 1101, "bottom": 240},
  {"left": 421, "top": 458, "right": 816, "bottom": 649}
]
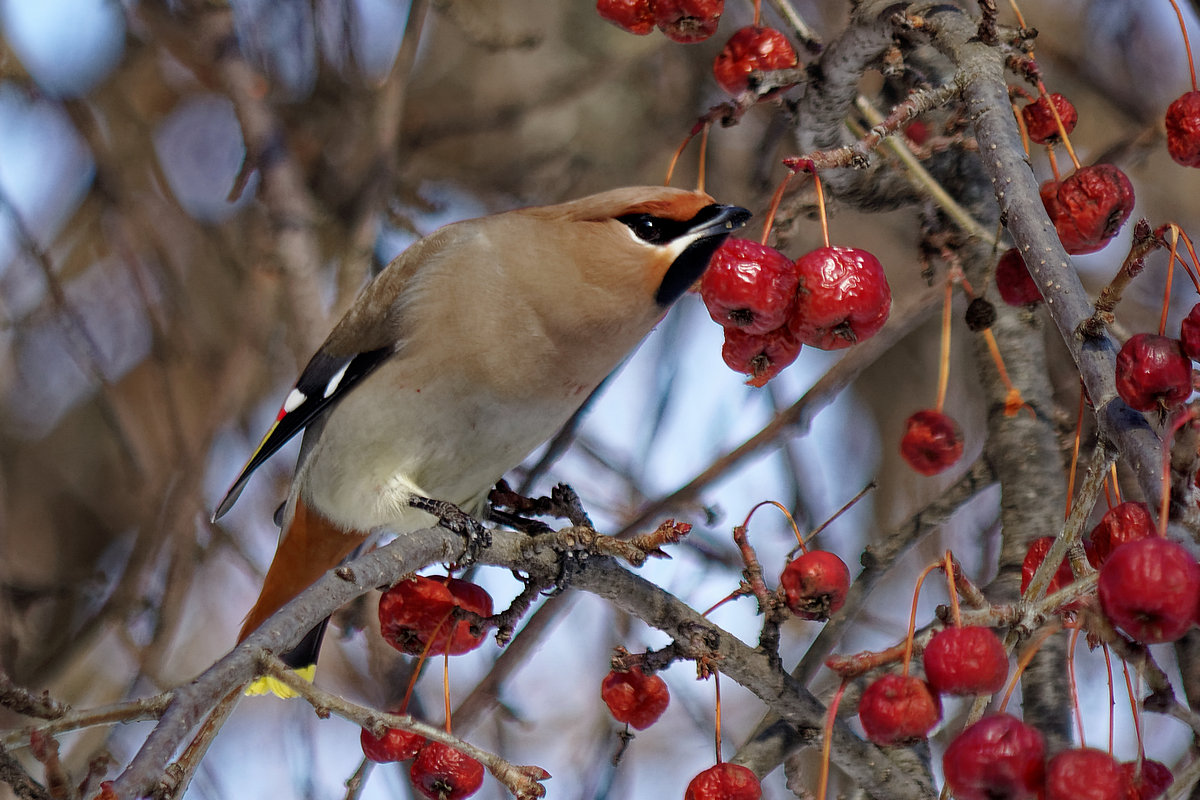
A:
[{"left": 211, "top": 227, "right": 453, "bottom": 522}]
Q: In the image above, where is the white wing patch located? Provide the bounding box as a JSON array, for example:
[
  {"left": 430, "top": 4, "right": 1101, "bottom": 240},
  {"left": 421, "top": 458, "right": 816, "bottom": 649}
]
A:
[
  {"left": 324, "top": 362, "right": 351, "bottom": 398},
  {"left": 283, "top": 388, "right": 306, "bottom": 413}
]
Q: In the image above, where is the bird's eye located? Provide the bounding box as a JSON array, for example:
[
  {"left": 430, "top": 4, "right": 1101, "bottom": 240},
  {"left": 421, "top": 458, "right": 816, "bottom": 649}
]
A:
[{"left": 618, "top": 213, "right": 670, "bottom": 244}]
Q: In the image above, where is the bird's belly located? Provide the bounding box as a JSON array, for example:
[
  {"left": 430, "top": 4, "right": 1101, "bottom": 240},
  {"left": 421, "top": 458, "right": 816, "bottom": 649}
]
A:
[{"left": 300, "top": 379, "right": 578, "bottom": 534}]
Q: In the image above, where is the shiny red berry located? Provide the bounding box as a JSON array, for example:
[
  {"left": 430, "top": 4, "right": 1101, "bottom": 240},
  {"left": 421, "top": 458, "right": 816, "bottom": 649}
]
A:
[
  {"left": 900, "top": 409, "right": 964, "bottom": 476},
  {"left": 1020, "top": 536, "right": 1075, "bottom": 597},
  {"left": 1089, "top": 501, "right": 1156, "bottom": 564},
  {"left": 654, "top": 0, "right": 722, "bottom": 43},
  {"left": 779, "top": 550, "right": 850, "bottom": 620},
  {"left": 1114, "top": 333, "right": 1192, "bottom": 412},
  {"left": 789, "top": 245, "right": 891, "bottom": 350},
  {"left": 1180, "top": 302, "right": 1200, "bottom": 361},
  {"left": 1044, "top": 748, "right": 1125, "bottom": 800},
  {"left": 1120, "top": 759, "right": 1174, "bottom": 800},
  {"left": 596, "top": 0, "right": 655, "bottom": 34},
  {"left": 1166, "top": 91, "right": 1200, "bottom": 167},
  {"left": 711, "top": 26, "right": 798, "bottom": 95},
  {"left": 1098, "top": 536, "right": 1200, "bottom": 643},
  {"left": 1040, "top": 165, "right": 1135, "bottom": 255},
  {"left": 995, "top": 248, "right": 1042, "bottom": 306},
  {"left": 360, "top": 726, "right": 425, "bottom": 763},
  {"left": 857, "top": 674, "right": 941, "bottom": 746},
  {"left": 922, "top": 626, "right": 1008, "bottom": 696},
  {"left": 600, "top": 667, "right": 670, "bottom": 730},
  {"left": 1021, "top": 93, "right": 1078, "bottom": 145},
  {"left": 379, "top": 575, "right": 493, "bottom": 657},
  {"left": 701, "top": 238, "right": 799, "bottom": 334},
  {"left": 410, "top": 741, "right": 485, "bottom": 800},
  {"left": 683, "top": 762, "right": 762, "bottom": 800},
  {"left": 942, "top": 713, "right": 1045, "bottom": 800},
  {"left": 721, "top": 325, "right": 802, "bottom": 387}
]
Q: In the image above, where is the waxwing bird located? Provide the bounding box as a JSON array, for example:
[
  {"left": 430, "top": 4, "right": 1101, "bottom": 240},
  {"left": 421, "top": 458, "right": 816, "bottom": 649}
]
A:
[{"left": 213, "top": 186, "right": 751, "bottom": 679}]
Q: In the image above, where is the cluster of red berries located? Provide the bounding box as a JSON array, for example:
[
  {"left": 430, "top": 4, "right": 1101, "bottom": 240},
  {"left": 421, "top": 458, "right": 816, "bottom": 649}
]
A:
[
  {"left": 856, "top": 624, "right": 1006, "bottom": 747},
  {"left": 597, "top": 0, "right": 801, "bottom": 98},
  {"left": 596, "top": 0, "right": 724, "bottom": 43},
  {"left": 361, "top": 574, "right": 496, "bottom": 799},
  {"left": 701, "top": 238, "right": 892, "bottom": 385},
  {"left": 943, "top": 713, "right": 1172, "bottom": 800},
  {"left": 598, "top": 537, "right": 851, "bottom": 799},
  {"left": 1020, "top": 502, "right": 1200, "bottom": 646}
]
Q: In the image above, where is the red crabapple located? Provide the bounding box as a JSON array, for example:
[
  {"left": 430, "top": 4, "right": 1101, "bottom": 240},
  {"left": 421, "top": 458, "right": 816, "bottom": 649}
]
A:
[
  {"left": 720, "top": 325, "right": 802, "bottom": 387},
  {"left": 1098, "top": 536, "right": 1200, "bottom": 644},
  {"left": 995, "top": 248, "right": 1043, "bottom": 306},
  {"left": 654, "top": 0, "right": 722, "bottom": 43},
  {"left": 780, "top": 550, "right": 851, "bottom": 620},
  {"left": 857, "top": 674, "right": 941, "bottom": 745},
  {"left": 900, "top": 409, "right": 964, "bottom": 476},
  {"left": 701, "top": 238, "right": 799, "bottom": 334},
  {"left": 684, "top": 763, "right": 762, "bottom": 800},
  {"left": 1021, "top": 93, "right": 1078, "bottom": 144},
  {"left": 942, "top": 713, "right": 1045, "bottom": 800},
  {"left": 378, "top": 575, "right": 493, "bottom": 657},
  {"left": 712, "top": 26, "right": 798, "bottom": 95},
  {"left": 1114, "top": 333, "right": 1192, "bottom": 412},
  {"left": 1166, "top": 91, "right": 1200, "bottom": 167},
  {"left": 600, "top": 667, "right": 670, "bottom": 729},
  {"left": 922, "top": 626, "right": 1008, "bottom": 696},
  {"left": 410, "top": 741, "right": 486, "bottom": 800},
  {"left": 789, "top": 245, "right": 891, "bottom": 349},
  {"left": 596, "top": 0, "right": 655, "bottom": 34}
]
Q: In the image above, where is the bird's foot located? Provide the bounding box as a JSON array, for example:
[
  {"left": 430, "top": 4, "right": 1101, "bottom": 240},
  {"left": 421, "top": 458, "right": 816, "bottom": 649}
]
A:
[{"left": 409, "top": 495, "right": 492, "bottom": 565}]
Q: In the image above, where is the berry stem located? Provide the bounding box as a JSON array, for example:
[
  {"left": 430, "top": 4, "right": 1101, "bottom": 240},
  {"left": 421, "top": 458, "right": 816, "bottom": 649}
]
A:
[
  {"left": 1169, "top": 224, "right": 1200, "bottom": 292},
  {"left": 1064, "top": 383, "right": 1085, "bottom": 519},
  {"left": 443, "top": 639, "right": 452, "bottom": 734},
  {"left": 1110, "top": 463, "right": 1122, "bottom": 505},
  {"left": 943, "top": 551, "right": 961, "bottom": 627},
  {"left": 1160, "top": 407, "right": 1198, "bottom": 535},
  {"left": 1122, "top": 661, "right": 1144, "bottom": 761},
  {"left": 1101, "top": 644, "right": 1114, "bottom": 756},
  {"left": 1159, "top": 234, "right": 1178, "bottom": 336},
  {"left": 1046, "top": 144, "right": 1062, "bottom": 182},
  {"left": 697, "top": 123, "right": 711, "bottom": 194},
  {"left": 800, "top": 482, "right": 876, "bottom": 550},
  {"left": 752, "top": 0, "right": 761, "bottom": 27},
  {"left": 999, "top": 619, "right": 1062, "bottom": 713},
  {"left": 1066, "top": 625, "right": 1085, "bottom": 746},
  {"left": 759, "top": 171, "right": 795, "bottom": 246},
  {"left": 1167, "top": 0, "right": 1198, "bottom": 92},
  {"left": 935, "top": 273, "right": 953, "bottom": 413},
  {"left": 902, "top": 562, "right": 941, "bottom": 677},
  {"left": 701, "top": 588, "right": 751, "bottom": 617},
  {"left": 1007, "top": 0, "right": 1028, "bottom": 29},
  {"left": 1011, "top": 99, "right": 1032, "bottom": 159},
  {"left": 743, "top": 499, "right": 805, "bottom": 552},
  {"left": 713, "top": 670, "right": 723, "bottom": 764},
  {"left": 817, "top": 680, "right": 848, "bottom": 800},
  {"left": 812, "top": 169, "right": 830, "bottom": 248}
]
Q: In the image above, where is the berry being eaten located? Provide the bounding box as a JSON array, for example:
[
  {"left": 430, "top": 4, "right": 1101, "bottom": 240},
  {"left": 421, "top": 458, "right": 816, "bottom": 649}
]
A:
[
  {"left": 857, "top": 674, "right": 941, "bottom": 746},
  {"left": 711, "top": 26, "right": 799, "bottom": 95},
  {"left": 378, "top": 575, "right": 494, "bottom": 657},
  {"left": 779, "top": 549, "right": 851, "bottom": 621},
  {"left": 1114, "top": 333, "right": 1192, "bottom": 412},
  {"left": 900, "top": 409, "right": 964, "bottom": 476},
  {"left": 789, "top": 245, "right": 892, "bottom": 350},
  {"left": 941, "top": 713, "right": 1045, "bottom": 800},
  {"left": 700, "top": 238, "right": 799, "bottom": 334},
  {"left": 600, "top": 667, "right": 670, "bottom": 730}
]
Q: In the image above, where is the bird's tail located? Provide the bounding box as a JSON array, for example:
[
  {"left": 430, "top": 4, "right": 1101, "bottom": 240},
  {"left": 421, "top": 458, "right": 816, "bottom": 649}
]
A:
[{"left": 239, "top": 496, "right": 368, "bottom": 696}]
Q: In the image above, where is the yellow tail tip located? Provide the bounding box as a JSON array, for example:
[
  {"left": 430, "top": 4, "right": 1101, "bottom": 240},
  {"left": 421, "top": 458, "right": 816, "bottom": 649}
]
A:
[{"left": 244, "top": 664, "right": 317, "bottom": 698}]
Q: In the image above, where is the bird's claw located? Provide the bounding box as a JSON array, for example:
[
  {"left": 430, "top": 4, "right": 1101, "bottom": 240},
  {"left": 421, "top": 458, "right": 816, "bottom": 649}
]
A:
[{"left": 409, "top": 495, "right": 493, "bottom": 564}]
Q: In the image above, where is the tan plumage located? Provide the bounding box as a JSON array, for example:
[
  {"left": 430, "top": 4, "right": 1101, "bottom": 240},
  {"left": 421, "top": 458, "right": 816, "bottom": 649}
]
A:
[{"left": 215, "top": 186, "right": 750, "bottom": 649}]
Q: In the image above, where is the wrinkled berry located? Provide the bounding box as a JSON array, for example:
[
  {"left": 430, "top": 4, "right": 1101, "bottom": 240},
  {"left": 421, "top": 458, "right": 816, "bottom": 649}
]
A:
[
  {"left": 780, "top": 550, "right": 850, "bottom": 621},
  {"left": 654, "top": 0, "right": 722, "bottom": 42},
  {"left": 1022, "top": 93, "right": 1078, "bottom": 144},
  {"left": 1041, "top": 165, "right": 1135, "bottom": 255},
  {"left": 1114, "top": 333, "right": 1192, "bottom": 412},
  {"left": 900, "top": 409, "right": 964, "bottom": 476},
  {"left": 942, "top": 713, "right": 1045, "bottom": 800},
  {"left": 995, "top": 248, "right": 1043, "bottom": 306},
  {"left": 857, "top": 674, "right": 941, "bottom": 745},
  {"left": 789, "top": 245, "right": 891, "bottom": 349},
  {"left": 712, "top": 26, "right": 798, "bottom": 95},
  {"left": 701, "top": 238, "right": 799, "bottom": 334},
  {"left": 600, "top": 667, "right": 670, "bottom": 729},
  {"left": 1166, "top": 91, "right": 1200, "bottom": 167},
  {"left": 720, "top": 325, "right": 802, "bottom": 387}
]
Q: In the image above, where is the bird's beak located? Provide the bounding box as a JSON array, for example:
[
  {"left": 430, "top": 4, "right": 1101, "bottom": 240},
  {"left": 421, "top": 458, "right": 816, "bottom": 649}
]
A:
[{"left": 655, "top": 203, "right": 753, "bottom": 306}]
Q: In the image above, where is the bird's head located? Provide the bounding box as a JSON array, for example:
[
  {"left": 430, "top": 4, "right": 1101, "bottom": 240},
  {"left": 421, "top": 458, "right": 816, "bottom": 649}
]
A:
[{"left": 520, "top": 186, "right": 752, "bottom": 308}]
